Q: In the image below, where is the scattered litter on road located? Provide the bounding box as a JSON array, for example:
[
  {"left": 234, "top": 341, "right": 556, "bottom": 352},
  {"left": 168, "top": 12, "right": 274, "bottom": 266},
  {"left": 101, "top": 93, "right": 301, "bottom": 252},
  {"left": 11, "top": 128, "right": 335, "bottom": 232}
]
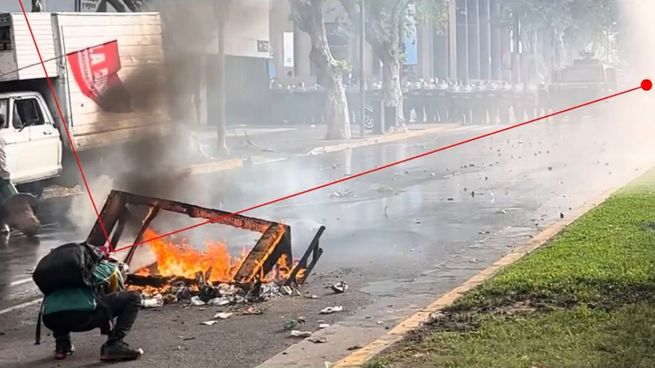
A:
[
  {"left": 181, "top": 336, "right": 195, "bottom": 341},
  {"left": 213, "top": 312, "right": 233, "bottom": 320},
  {"left": 201, "top": 321, "right": 218, "bottom": 326},
  {"left": 376, "top": 321, "right": 384, "bottom": 325},
  {"left": 309, "top": 336, "right": 328, "bottom": 343},
  {"left": 376, "top": 185, "right": 395, "bottom": 193},
  {"left": 141, "top": 295, "right": 164, "bottom": 308},
  {"left": 279, "top": 285, "right": 294, "bottom": 296},
  {"left": 208, "top": 297, "right": 231, "bottom": 306},
  {"left": 290, "top": 330, "right": 312, "bottom": 337},
  {"left": 347, "top": 345, "right": 362, "bottom": 351},
  {"left": 304, "top": 294, "right": 319, "bottom": 299},
  {"left": 320, "top": 306, "right": 344, "bottom": 314},
  {"left": 284, "top": 320, "right": 301, "bottom": 330},
  {"left": 318, "top": 323, "right": 330, "bottom": 329},
  {"left": 331, "top": 281, "right": 348, "bottom": 294},
  {"left": 241, "top": 306, "right": 263, "bottom": 315},
  {"left": 560, "top": 212, "right": 565, "bottom": 219},
  {"left": 330, "top": 189, "right": 353, "bottom": 198},
  {"left": 190, "top": 296, "right": 206, "bottom": 306}
]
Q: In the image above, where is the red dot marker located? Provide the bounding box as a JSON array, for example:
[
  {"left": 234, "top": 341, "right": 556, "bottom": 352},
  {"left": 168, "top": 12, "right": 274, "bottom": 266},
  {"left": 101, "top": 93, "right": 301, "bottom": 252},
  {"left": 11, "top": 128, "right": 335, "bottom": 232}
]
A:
[{"left": 641, "top": 79, "right": 652, "bottom": 91}]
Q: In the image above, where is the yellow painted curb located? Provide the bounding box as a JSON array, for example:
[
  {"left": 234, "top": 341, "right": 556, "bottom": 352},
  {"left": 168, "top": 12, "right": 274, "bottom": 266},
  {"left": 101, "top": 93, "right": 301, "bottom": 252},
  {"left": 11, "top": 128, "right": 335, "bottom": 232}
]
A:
[{"left": 332, "top": 179, "right": 638, "bottom": 367}]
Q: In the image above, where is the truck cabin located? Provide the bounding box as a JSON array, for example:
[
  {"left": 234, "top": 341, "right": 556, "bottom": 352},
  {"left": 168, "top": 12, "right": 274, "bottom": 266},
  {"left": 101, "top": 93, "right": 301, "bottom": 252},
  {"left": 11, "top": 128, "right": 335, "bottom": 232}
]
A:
[{"left": 0, "top": 92, "right": 51, "bottom": 131}]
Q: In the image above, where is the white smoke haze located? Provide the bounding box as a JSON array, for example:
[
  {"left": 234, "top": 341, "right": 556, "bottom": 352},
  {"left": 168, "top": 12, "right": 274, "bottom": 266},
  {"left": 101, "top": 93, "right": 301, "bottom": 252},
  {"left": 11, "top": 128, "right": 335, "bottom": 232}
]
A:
[
  {"left": 66, "top": 174, "right": 115, "bottom": 236},
  {"left": 64, "top": 0, "right": 655, "bottom": 260},
  {"left": 64, "top": 0, "right": 221, "bottom": 235}
]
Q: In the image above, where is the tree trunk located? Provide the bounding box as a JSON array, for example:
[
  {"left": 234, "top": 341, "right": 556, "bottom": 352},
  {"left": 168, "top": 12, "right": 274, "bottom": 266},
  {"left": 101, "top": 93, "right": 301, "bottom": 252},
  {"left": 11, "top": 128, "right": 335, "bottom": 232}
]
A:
[
  {"left": 215, "top": 0, "right": 229, "bottom": 155},
  {"left": 298, "top": 0, "right": 351, "bottom": 140},
  {"left": 381, "top": 53, "right": 404, "bottom": 128},
  {"left": 322, "top": 65, "right": 351, "bottom": 139}
]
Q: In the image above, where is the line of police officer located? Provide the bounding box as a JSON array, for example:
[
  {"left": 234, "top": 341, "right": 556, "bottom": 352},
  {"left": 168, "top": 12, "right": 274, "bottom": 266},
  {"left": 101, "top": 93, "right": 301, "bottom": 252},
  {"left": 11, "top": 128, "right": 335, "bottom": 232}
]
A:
[
  {"left": 268, "top": 78, "right": 553, "bottom": 127},
  {"left": 402, "top": 79, "right": 551, "bottom": 125}
]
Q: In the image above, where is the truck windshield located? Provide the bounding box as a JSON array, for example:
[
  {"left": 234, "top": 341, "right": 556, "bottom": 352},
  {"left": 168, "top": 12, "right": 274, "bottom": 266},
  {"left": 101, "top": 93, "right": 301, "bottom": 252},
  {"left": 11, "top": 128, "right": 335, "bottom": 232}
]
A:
[{"left": 13, "top": 98, "right": 44, "bottom": 129}]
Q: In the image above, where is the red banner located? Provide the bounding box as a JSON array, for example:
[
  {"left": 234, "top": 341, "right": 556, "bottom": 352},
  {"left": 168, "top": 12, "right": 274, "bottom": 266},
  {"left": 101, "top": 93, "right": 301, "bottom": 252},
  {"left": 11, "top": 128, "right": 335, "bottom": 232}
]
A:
[{"left": 67, "top": 40, "right": 132, "bottom": 113}]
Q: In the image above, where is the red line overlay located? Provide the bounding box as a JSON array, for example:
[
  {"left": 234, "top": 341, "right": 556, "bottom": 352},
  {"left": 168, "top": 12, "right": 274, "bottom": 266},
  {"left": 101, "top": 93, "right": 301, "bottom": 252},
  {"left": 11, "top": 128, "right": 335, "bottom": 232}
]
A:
[
  {"left": 18, "top": 1, "right": 111, "bottom": 243},
  {"left": 112, "top": 84, "right": 645, "bottom": 254}
]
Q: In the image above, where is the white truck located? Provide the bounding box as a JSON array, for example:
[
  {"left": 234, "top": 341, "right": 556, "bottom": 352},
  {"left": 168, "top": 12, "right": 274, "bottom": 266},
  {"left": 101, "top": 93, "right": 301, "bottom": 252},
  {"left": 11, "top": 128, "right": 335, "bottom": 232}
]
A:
[{"left": 0, "top": 11, "right": 172, "bottom": 195}]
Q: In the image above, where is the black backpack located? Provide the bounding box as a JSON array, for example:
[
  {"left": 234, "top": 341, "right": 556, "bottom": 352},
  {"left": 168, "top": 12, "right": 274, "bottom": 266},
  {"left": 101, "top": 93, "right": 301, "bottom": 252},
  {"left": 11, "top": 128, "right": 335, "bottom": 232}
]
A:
[
  {"left": 32, "top": 242, "right": 103, "bottom": 296},
  {"left": 32, "top": 242, "right": 106, "bottom": 345}
]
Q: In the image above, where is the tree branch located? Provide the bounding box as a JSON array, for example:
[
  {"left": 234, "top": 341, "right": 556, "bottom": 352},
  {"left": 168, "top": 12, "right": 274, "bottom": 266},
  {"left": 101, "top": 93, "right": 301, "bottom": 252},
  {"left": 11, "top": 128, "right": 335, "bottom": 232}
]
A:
[{"left": 338, "top": 0, "right": 386, "bottom": 58}]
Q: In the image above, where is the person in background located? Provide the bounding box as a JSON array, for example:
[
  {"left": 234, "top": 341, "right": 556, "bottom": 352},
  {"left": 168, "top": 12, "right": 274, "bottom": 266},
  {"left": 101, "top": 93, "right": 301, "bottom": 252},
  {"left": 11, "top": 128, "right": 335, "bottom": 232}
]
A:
[{"left": 0, "top": 104, "right": 40, "bottom": 235}]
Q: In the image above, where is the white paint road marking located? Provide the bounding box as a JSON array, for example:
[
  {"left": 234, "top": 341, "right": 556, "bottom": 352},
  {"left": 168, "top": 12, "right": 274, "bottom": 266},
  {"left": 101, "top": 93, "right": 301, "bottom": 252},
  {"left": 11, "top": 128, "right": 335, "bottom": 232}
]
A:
[
  {"left": 10, "top": 278, "right": 32, "bottom": 287},
  {"left": 0, "top": 298, "right": 42, "bottom": 316}
]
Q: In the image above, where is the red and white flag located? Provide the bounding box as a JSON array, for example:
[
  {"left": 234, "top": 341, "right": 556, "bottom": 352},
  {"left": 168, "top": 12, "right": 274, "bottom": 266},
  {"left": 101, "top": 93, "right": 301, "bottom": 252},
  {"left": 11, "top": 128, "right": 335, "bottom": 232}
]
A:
[{"left": 67, "top": 40, "right": 132, "bottom": 113}]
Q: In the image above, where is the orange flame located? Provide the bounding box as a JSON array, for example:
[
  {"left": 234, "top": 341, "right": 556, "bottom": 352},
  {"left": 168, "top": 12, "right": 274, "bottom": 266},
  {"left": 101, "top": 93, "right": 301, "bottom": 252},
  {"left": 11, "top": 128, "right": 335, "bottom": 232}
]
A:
[
  {"left": 141, "top": 229, "right": 247, "bottom": 283},
  {"left": 138, "top": 229, "right": 305, "bottom": 285}
]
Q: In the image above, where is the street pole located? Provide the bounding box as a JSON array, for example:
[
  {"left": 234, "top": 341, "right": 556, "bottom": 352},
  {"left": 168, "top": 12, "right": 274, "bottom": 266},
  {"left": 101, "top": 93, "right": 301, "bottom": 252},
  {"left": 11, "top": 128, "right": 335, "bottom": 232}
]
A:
[{"left": 359, "top": 0, "right": 366, "bottom": 137}]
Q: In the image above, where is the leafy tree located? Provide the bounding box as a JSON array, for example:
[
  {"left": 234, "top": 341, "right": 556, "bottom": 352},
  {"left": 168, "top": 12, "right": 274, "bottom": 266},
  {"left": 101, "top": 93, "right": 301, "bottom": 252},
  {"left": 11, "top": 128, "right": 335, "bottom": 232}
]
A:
[
  {"left": 340, "top": 0, "right": 447, "bottom": 128},
  {"left": 565, "top": 0, "right": 618, "bottom": 57},
  {"left": 291, "top": 0, "right": 351, "bottom": 139},
  {"left": 500, "top": 0, "right": 618, "bottom": 63}
]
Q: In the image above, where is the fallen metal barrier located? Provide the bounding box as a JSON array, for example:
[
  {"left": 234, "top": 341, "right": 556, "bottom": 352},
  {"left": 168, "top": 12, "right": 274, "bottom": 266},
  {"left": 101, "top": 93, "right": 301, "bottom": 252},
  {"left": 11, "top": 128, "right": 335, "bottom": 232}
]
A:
[{"left": 86, "top": 190, "right": 325, "bottom": 288}]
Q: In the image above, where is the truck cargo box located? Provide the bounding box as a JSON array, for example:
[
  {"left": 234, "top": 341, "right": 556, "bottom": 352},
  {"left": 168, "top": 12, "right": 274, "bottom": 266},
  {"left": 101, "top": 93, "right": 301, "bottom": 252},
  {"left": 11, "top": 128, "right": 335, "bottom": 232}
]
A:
[{"left": 0, "top": 12, "right": 172, "bottom": 151}]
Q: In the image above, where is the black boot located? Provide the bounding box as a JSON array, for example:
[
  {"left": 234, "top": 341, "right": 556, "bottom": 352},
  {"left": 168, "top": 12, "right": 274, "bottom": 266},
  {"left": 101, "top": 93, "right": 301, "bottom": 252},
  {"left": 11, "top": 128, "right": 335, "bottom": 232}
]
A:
[
  {"left": 100, "top": 340, "right": 143, "bottom": 362},
  {"left": 54, "top": 338, "right": 75, "bottom": 360}
]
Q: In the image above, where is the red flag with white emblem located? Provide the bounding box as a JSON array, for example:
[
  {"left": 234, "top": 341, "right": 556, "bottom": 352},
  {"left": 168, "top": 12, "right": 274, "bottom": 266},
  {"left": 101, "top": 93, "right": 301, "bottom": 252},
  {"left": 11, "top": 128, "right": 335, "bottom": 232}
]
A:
[{"left": 67, "top": 40, "right": 132, "bottom": 113}]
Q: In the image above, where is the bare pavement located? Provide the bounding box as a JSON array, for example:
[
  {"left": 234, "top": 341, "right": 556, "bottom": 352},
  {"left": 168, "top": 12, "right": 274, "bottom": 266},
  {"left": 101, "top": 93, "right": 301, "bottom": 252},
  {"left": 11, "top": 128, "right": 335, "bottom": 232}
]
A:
[{"left": 0, "top": 107, "right": 654, "bottom": 367}]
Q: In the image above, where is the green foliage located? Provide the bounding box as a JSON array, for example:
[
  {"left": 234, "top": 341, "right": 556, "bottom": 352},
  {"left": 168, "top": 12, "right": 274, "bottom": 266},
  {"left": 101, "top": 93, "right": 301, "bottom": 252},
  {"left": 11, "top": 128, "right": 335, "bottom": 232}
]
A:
[
  {"left": 414, "top": 0, "right": 448, "bottom": 34},
  {"left": 373, "top": 304, "right": 655, "bottom": 368},
  {"left": 340, "top": 0, "right": 447, "bottom": 58},
  {"left": 369, "top": 168, "right": 655, "bottom": 368},
  {"left": 500, "top": 0, "right": 618, "bottom": 54},
  {"left": 332, "top": 58, "right": 352, "bottom": 73}
]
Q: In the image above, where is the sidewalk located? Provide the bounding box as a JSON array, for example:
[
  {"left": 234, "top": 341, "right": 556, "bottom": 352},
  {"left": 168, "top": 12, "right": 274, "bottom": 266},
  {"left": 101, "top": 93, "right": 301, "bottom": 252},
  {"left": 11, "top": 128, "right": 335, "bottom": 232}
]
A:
[
  {"left": 361, "top": 168, "right": 655, "bottom": 368},
  {"left": 171, "top": 123, "right": 459, "bottom": 176},
  {"left": 41, "top": 123, "right": 461, "bottom": 200},
  {"left": 194, "top": 123, "right": 460, "bottom": 164}
]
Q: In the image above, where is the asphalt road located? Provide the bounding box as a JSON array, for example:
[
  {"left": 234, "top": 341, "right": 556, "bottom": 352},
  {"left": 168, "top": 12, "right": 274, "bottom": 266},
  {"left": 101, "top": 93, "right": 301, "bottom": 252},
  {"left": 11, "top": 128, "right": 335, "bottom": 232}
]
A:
[{"left": 0, "top": 98, "right": 653, "bottom": 368}]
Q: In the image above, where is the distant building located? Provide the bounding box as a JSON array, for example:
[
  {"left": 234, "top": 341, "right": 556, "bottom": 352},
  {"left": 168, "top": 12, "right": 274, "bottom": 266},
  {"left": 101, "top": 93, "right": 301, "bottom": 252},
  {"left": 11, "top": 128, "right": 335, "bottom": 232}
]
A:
[{"left": 268, "top": 0, "right": 556, "bottom": 86}]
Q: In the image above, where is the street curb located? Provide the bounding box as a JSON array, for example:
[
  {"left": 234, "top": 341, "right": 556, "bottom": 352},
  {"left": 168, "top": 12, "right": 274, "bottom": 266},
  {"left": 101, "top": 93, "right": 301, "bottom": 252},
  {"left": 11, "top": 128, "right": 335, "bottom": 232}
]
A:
[
  {"left": 39, "top": 124, "right": 463, "bottom": 202},
  {"left": 305, "top": 124, "right": 460, "bottom": 156},
  {"left": 169, "top": 158, "right": 244, "bottom": 177},
  {"left": 329, "top": 164, "right": 655, "bottom": 367}
]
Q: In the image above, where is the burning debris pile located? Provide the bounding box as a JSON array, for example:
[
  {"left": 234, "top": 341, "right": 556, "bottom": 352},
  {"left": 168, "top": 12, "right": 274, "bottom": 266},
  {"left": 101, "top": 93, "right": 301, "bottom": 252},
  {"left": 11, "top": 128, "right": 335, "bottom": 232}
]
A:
[
  {"left": 127, "top": 230, "right": 306, "bottom": 307},
  {"left": 85, "top": 191, "right": 325, "bottom": 308}
]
